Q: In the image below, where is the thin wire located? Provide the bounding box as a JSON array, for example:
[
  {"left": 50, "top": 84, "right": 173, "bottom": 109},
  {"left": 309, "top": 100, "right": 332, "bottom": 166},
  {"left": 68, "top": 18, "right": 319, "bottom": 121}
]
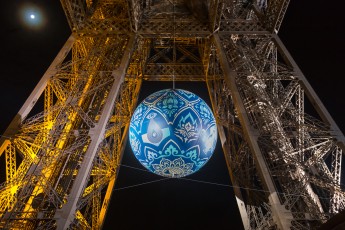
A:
[
  {"left": 0, "top": 134, "right": 12, "bottom": 139},
  {"left": 177, "top": 177, "right": 338, "bottom": 200},
  {"left": 114, "top": 177, "right": 170, "bottom": 191},
  {"left": 172, "top": 0, "right": 176, "bottom": 89},
  {"left": 0, "top": 134, "right": 343, "bottom": 196},
  {"left": 119, "top": 163, "right": 151, "bottom": 173},
  {"left": 118, "top": 163, "right": 345, "bottom": 199},
  {"left": 177, "top": 177, "right": 237, "bottom": 188}
]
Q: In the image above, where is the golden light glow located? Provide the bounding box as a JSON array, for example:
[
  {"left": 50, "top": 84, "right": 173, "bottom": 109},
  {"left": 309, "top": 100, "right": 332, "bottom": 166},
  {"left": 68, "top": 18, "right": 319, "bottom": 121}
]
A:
[{"left": 10, "top": 185, "right": 18, "bottom": 195}]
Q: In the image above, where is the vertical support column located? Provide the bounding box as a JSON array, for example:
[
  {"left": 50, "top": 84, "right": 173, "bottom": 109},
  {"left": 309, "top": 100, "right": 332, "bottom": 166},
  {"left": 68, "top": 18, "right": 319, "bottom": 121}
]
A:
[
  {"left": 55, "top": 35, "right": 136, "bottom": 230},
  {"left": 99, "top": 78, "right": 142, "bottom": 229},
  {"left": 213, "top": 34, "right": 292, "bottom": 229},
  {"left": 274, "top": 34, "right": 344, "bottom": 216},
  {"left": 206, "top": 76, "right": 250, "bottom": 229},
  {"left": 217, "top": 126, "right": 250, "bottom": 230},
  {"left": 273, "top": 34, "right": 345, "bottom": 151}
]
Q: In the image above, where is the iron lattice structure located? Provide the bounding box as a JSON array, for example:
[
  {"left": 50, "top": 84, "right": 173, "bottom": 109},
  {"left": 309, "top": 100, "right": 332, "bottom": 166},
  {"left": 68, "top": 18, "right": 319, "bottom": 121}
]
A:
[{"left": 0, "top": 0, "right": 344, "bottom": 229}]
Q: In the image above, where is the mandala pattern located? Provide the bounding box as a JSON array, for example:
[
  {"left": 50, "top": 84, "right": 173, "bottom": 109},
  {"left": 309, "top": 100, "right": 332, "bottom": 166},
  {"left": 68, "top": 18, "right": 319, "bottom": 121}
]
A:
[
  {"left": 129, "top": 89, "right": 217, "bottom": 178},
  {"left": 152, "top": 158, "right": 193, "bottom": 177}
]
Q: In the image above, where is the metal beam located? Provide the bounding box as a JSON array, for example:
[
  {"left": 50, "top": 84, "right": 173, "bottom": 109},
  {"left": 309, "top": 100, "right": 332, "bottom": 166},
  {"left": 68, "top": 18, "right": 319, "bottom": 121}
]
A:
[
  {"left": 55, "top": 34, "right": 136, "bottom": 230},
  {"left": 213, "top": 33, "right": 292, "bottom": 229},
  {"left": 273, "top": 34, "right": 345, "bottom": 151},
  {"left": 0, "top": 35, "right": 74, "bottom": 155}
]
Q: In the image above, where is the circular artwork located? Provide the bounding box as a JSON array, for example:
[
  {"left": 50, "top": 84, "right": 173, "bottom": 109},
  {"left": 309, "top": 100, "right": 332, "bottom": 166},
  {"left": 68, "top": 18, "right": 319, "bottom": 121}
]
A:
[{"left": 129, "top": 89, "right": 217, "bottom": 178}]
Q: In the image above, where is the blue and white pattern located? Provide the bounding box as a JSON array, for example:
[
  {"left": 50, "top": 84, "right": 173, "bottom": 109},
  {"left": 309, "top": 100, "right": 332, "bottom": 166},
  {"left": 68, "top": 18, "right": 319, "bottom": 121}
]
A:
[{"left": 129, "top": 89, "right": 217, "bottom": 178}]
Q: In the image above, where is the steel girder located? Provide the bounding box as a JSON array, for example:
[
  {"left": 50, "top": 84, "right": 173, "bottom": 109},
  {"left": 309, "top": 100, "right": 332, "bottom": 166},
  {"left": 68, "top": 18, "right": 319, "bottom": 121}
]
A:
[{"left": 0, "top": 0, "right": 344, "bottom": 229}]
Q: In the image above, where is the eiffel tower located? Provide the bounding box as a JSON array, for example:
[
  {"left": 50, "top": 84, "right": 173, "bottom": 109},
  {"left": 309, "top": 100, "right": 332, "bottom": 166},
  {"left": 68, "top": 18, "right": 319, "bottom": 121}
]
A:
[{"left": 0, "top": 0, "right": 344, "bottom": 229}]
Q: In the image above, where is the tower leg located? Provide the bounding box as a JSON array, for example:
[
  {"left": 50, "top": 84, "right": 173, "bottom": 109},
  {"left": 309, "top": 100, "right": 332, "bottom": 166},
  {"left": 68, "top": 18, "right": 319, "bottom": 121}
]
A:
[
  {"left": 213, "top": 34, "right": 292, "bottom": 229},
  {"left": 55, "top": 35, "right": 136, "bottom": 230}
]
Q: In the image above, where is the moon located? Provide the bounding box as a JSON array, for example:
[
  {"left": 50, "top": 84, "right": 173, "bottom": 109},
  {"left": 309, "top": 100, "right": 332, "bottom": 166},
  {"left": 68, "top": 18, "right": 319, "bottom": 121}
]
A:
[{"left": 19, "top": 4, "right": 46, "bottom": 29}]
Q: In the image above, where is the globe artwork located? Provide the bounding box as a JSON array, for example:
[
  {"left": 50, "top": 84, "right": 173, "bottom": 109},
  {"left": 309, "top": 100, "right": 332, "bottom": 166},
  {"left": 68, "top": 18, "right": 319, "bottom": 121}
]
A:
[{"left": 129, "top": 89, "right": 217, "bottom": 178}]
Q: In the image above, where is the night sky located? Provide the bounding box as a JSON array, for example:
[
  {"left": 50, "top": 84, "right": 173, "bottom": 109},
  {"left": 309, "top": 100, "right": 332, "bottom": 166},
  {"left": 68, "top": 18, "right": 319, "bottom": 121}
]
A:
[{"left": 0, "top": 1, "right": 344, "bottom": 229}]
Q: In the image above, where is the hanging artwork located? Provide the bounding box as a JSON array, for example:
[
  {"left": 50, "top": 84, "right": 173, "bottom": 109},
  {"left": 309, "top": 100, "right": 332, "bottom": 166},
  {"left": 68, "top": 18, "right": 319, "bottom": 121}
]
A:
[{"left": 129, "top": 89, "right": 217, "bottom": 178}]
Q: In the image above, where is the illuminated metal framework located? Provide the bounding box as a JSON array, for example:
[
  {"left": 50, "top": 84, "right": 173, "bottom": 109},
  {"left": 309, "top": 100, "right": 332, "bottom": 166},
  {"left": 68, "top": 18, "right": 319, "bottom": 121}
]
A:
[{"left": 0, "top": 0, "right": 344, "bottom": 229}]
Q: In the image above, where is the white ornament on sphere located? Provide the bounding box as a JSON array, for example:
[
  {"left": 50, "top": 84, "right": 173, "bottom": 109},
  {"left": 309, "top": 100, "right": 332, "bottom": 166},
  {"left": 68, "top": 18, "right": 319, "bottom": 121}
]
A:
[{"left": 129, "top": 89, "right": 217, "bottom": 178}]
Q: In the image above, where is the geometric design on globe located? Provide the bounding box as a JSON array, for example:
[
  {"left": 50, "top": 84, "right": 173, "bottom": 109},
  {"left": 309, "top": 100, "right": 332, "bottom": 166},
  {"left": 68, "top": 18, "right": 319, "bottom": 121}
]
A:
[{"left": 129, "top": 89, "right": 217, "bottom": 178}]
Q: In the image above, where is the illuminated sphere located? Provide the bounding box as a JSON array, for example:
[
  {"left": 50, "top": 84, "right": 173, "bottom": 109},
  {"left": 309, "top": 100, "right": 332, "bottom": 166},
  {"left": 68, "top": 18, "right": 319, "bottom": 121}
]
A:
[{"left": 129, "top": 89, "right": 217, "bottom": 178}]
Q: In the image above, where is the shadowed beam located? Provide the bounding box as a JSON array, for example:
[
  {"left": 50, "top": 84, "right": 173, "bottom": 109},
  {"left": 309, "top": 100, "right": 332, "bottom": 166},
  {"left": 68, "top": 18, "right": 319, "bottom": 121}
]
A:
[{"left": 184, "top": 0, "right": 209, "bottom": 22}]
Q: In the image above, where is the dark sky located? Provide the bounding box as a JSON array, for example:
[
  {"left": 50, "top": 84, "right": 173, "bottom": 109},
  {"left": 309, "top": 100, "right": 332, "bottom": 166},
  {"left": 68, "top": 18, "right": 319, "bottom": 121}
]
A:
[{"left": 0, "top": 1, "right": 344, "bottom": 229}]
